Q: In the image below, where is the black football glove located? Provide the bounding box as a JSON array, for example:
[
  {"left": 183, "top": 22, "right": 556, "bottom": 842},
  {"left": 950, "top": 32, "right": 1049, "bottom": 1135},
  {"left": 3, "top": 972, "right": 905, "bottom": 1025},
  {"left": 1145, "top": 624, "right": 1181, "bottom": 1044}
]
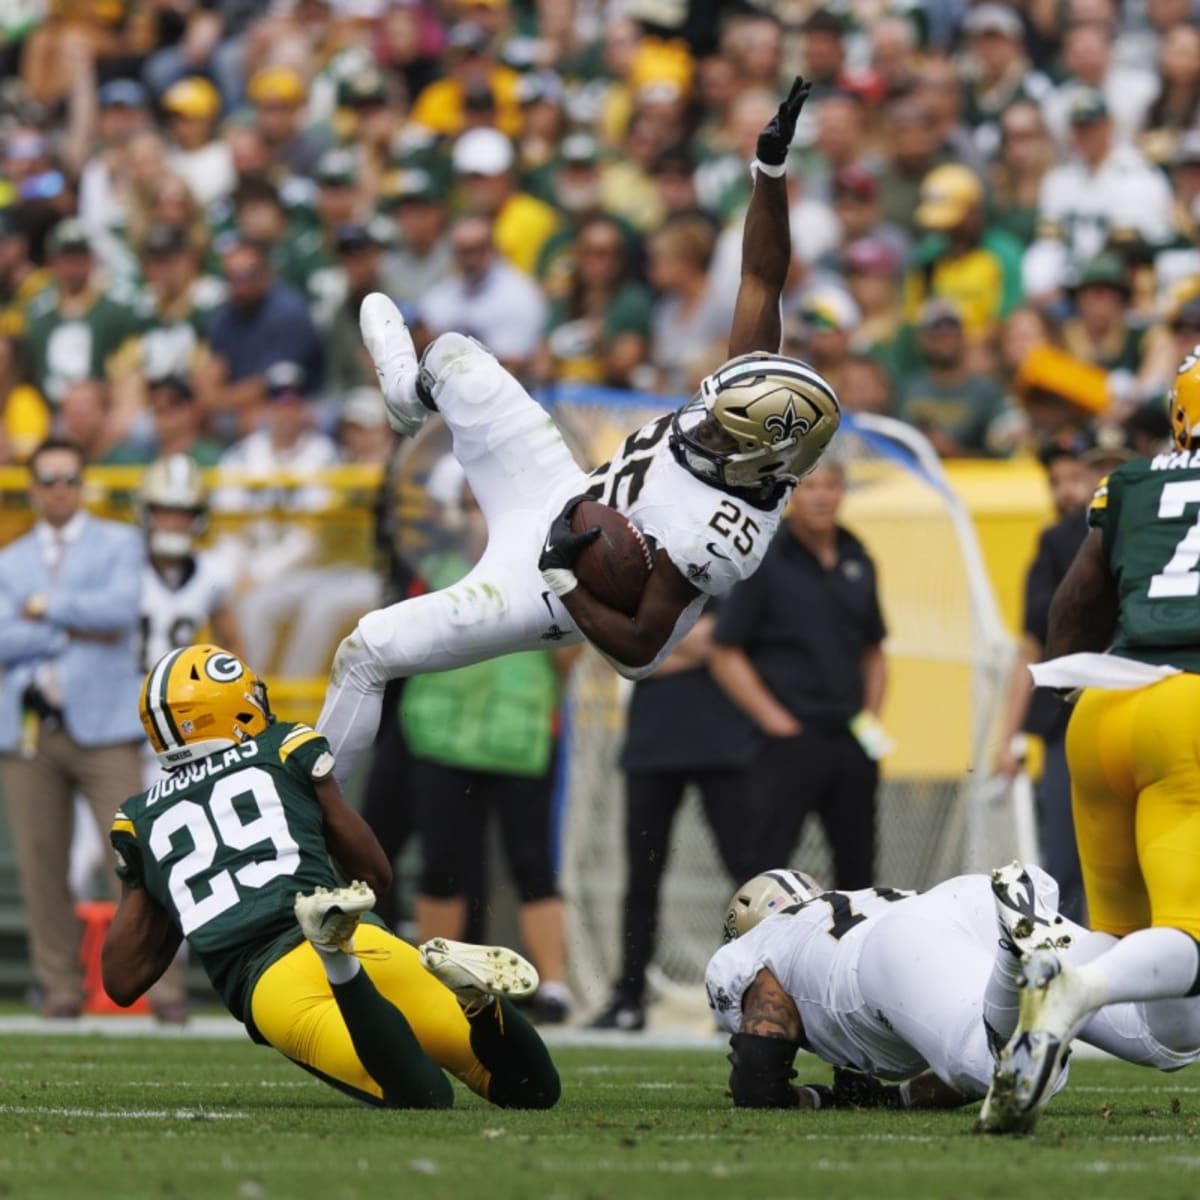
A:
[
  {"left": 795, "top": 1082, "right": 838, "bottom": 1110},
  {"left": 539, "top": 494, "right": 600, "bottom": 598},
  {"left": 831, "top": 1066, "right": 903, "bottom": 1109},
  {"left": 756, "top": 75, "right": 813, "bottom": 167}
]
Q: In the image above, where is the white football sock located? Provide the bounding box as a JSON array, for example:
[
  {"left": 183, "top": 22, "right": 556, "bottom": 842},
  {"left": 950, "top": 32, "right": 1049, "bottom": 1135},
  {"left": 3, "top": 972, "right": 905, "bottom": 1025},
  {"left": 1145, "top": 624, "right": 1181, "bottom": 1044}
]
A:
[
  {"left": 1073, "top": 927, "right": 1200, "bottom": 1007},
  {"left": 983, "top": 948, "right": 1023, "bottom": 1047},
  {"left": 313, "top": 943, "right": 362, "bottom": 986}
]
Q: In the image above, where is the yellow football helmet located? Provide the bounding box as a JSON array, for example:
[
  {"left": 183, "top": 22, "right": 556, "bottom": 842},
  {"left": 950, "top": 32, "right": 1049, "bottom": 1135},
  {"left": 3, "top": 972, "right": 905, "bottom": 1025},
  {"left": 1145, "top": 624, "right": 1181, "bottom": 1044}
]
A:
[
  {"left": 140, "top": 645, "right": 272, "bottom": 768},
  {"left": 1169, "top": 345, "right": 1200, "bottom": 451},
  {"left": 137, "top": 454, "right": 208, "bottom": 558},
  {"left": 672, "top": 352, "right": 841, "bottom": 491},
  {"left": 723, "top": 869, "right": 823, "bottom": 942}
]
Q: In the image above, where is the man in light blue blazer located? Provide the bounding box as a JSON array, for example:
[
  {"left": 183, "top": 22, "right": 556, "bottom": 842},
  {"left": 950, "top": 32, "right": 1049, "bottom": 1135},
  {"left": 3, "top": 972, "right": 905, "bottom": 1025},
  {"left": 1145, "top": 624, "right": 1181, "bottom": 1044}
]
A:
[{"left": 0, "top": 437, "right": 184, "bottom": 1017}]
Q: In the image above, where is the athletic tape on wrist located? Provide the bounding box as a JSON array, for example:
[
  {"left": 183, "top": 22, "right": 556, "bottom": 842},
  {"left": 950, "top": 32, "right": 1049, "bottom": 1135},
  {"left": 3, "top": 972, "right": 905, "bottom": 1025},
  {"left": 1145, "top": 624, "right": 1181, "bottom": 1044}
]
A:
[
  {"left": 541, "top": 567, "right": 578, "bottom": 598},
  {"left": 751, "top": 158, "right": 788, "bottom": 180}
]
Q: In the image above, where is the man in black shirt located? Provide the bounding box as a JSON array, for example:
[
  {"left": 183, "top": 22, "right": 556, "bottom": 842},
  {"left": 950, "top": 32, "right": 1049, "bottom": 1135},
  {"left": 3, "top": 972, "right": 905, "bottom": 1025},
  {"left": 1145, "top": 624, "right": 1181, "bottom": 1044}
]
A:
[
  {"left": 994, "top": 438, "right": 1130, "bottom": 921},
  {"left": 590, "top": 602, "right": 758, "bottom": 1032},
  {"left": 710, "top": 460, "right": 888, "bottom": 887}
]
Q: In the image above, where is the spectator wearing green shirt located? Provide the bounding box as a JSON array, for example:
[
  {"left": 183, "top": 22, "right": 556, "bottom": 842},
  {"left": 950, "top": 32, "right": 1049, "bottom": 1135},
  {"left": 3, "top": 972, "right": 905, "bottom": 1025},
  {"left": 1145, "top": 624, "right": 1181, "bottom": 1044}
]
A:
[
  {"left": 894, "top": 301, "right": 1006, "bottom": 457},
  {"left": 1061, "top": 253, "right": 1145, "bottom": 377},
  {"left": 540, "top": 215, "right": 652, "bottom": 387},
  {"left": 22, "top": 219, "right": 142, "bottom": 405}
]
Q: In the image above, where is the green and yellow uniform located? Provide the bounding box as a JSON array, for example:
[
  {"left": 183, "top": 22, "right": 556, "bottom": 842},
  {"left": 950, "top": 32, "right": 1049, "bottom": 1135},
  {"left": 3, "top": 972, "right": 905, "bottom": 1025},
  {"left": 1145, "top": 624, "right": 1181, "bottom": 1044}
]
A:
[
  {"left": 1067, "top": 454, "right": 1200, "bottom": 939},
  {"left": 109, "top": 721, "right": 491, "bottom": 1103}
]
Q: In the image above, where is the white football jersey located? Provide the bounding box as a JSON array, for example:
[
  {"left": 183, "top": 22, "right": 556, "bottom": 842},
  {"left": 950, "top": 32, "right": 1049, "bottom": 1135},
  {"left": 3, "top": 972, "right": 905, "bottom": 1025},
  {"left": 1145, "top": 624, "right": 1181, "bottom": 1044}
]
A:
[
  {"left": 706, "top": 887, "right": 925, "bottom": 1079},
  {"left": 577, "top": 413, "right": 788, "bottom": 596},
  {"left": 138, "top": 551, "right": 236, "bottom": 674}
]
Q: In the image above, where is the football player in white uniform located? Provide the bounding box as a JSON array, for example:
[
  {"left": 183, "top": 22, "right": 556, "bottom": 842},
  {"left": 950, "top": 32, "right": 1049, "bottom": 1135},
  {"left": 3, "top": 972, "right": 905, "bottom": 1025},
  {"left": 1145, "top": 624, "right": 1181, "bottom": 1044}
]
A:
[
  {"left": 137, "top": 454, "right": 243, "bottom": 784},
  {"left": 706, "top": 866, "right": 1200, "bottom": 1113},
  {"left": 317, "top": 77, "right": 842, "bottom": 782}
]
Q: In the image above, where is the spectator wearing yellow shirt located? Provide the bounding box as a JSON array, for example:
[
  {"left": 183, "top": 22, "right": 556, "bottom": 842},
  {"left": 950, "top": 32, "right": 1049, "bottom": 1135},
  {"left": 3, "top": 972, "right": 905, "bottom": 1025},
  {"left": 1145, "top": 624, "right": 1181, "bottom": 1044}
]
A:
[
  {"left": 410, "top": 22, "right": 523, "bottom": 139},
  {"left": 0, "top": 331, "right": 51, "bottom": 464},
  {"left": 904, "top": 164, "right": 1024, "bottom": 342},
  {"left": 451, "top": 128, "right": 559, "bottom": 278}
]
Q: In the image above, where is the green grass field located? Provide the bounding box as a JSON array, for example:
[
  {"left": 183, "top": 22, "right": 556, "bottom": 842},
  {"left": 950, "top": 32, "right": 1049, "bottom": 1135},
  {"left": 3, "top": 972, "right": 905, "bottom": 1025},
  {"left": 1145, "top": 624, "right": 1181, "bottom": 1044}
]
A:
[{"left": 2, "top": 1036, "right": 1200, "bottom": 1199}]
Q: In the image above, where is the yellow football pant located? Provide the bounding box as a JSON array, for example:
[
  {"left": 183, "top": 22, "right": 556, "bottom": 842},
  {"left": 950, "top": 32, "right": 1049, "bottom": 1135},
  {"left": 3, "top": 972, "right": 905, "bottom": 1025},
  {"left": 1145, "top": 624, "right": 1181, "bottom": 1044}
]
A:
[
  {"left": 1067, "top": 676, "right": 1200, "bottom": 938},
  {"left": 249, "top": 923, "right": 490, "bottom": 1103}
]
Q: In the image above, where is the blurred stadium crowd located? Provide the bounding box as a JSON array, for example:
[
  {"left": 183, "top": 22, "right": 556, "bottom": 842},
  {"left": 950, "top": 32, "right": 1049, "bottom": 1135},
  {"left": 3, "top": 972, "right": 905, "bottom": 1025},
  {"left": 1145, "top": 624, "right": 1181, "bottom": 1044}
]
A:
[{"left": 0, "top": 0, "right": 1196, "bottom": 476}]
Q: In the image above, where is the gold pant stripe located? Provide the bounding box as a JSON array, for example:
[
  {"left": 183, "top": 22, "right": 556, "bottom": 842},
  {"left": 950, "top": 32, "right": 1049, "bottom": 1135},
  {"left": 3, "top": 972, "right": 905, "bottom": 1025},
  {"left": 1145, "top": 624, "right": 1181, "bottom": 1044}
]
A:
[
  {"left": 249, "top": 924, "right": 491, "bottom": 1102},
  {"left": 1068, "top": 675, "right": 1200, "bottom": 938}
]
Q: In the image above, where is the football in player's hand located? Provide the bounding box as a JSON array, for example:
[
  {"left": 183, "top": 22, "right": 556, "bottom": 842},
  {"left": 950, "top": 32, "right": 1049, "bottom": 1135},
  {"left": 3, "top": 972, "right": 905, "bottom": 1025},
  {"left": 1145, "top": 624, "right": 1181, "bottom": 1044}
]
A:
[{"left": 570, "top": 500, "right": 653, "bottom": 616}]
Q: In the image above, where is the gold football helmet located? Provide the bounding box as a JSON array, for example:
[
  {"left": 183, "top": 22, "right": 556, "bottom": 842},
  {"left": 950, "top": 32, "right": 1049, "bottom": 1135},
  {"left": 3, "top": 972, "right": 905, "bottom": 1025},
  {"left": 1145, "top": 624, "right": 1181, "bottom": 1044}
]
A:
[
  {"left": 1169, "top": 346, "right": 1200, "bottom": 451},
  {"left": 672, "top": 352, "right": 841, "bottom": 490},
  {"left": 137, "top": 454, "right": 208, "bottom": 558},
  {"left": 140, "top": 645, "right": 272, "bottom": 768},
  {"left": 723, "top": 869, "right": 823, "bottom": 942}
]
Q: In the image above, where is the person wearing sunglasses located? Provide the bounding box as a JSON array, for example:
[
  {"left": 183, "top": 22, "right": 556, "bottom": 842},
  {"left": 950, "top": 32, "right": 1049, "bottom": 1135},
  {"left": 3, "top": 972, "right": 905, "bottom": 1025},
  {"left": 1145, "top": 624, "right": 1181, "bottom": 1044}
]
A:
[{"left": 0, "top": 436, "right": 186, "bottom": 1021}]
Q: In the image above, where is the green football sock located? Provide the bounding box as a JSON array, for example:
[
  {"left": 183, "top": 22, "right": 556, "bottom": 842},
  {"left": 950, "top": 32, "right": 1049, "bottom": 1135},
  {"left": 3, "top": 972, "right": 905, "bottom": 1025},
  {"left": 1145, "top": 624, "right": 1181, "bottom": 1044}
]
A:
[
  {"left": 468, "top": 998, "right": 561, "bottom": 1109},
  {"left": 331, "top": 971, "right": 454, "bottom": 1109}
]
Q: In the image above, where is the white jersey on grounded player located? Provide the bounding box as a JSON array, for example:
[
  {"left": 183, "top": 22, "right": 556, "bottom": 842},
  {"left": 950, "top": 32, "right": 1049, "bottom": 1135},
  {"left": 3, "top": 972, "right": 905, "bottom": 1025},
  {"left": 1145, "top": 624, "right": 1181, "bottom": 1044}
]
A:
[
  {"left": 138, "top": 552, "right": 236, "bottom": 674},
  {"left": 707, "top": 886, "right": 926, "bottom": 1080},
  {"left": 564, "top": 412, "right": 787, "bottom": 594}
]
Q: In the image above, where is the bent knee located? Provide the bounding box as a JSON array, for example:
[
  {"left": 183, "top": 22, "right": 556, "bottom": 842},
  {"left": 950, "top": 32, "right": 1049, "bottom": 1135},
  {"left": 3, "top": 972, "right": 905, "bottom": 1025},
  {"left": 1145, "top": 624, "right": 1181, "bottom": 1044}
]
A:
[{"left": 422, "top": 331, "right": 494, "bottom": 381}]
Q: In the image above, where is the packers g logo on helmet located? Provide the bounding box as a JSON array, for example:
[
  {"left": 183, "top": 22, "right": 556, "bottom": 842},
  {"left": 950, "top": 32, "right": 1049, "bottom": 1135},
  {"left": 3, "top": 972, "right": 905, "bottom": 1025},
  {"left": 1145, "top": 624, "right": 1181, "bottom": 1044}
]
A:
[
  {"left": 723, "top": 868, "right": 823, "bottom": 941},
  {"left": 1171, "top": 346, "right": 1200, "bottom": 452},
  {"left": 140, "top": 644, "right": 272, "bottom": 768},
  {"left": 671, "top": 352, "right": 840, "bottom": 491}
]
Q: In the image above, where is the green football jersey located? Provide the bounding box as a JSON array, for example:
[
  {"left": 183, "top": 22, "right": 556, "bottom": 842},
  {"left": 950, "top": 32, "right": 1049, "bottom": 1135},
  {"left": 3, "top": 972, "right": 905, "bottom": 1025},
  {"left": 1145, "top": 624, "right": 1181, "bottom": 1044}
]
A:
[
  {"left": 1090, "top": 454, "right": 1200, "bottom": 672},
  {"left": 110, "top": 721, "right": 342, "bottom": 1023},
  {"left": 23, "top": 286, "right": 143, "bottom": 402}
]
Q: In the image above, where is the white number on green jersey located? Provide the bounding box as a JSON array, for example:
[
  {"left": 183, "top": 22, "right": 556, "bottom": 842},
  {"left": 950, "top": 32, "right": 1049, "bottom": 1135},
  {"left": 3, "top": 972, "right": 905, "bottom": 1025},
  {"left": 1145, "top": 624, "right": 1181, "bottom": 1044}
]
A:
[
  {"left": 148, "top": 767, "right": 301, "bottom": 935},
  {"left": 1148, "top": 480, "right": 1200, "bottom": 599}
]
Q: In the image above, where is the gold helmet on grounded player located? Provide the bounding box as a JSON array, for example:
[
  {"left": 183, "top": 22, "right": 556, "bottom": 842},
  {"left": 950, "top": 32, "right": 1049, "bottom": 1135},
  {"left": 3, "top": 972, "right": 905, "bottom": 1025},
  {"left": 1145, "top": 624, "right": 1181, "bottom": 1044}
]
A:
[
  {"left": 723, "top": 869, "right": 824, "bottom": 941},
  {"left": 671, "top": 352, "right": 841, "bottom": 490},
  {"left": 140, "top": 645, "right": 272, "bottom": 768},
  {"left": 137, "top": 454, "right": 208, "bottom": 558},
  {"left": 1170, "top": 346, "right": 1200, "bottom": 451}
]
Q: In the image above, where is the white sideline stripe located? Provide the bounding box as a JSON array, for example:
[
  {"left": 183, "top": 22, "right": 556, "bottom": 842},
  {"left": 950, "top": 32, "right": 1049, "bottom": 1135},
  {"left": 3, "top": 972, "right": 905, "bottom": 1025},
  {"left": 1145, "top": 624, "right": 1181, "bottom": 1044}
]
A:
[
  {"left": 0, "top": 1015, "right": 730, "bottom": 1049},
  {"left": 1, "top": 1105, "right": 247, "bottom": 1120}
]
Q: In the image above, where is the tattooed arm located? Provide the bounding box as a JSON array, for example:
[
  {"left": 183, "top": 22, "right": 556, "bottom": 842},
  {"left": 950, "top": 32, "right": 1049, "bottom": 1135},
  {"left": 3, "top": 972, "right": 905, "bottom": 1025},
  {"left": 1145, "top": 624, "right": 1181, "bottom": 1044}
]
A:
[
  {"left": 727, "top": 969, "right": 806, "bottom": 1108},
  {"left": 742, "top": 968, "right": 802, "bottom": 1039}
]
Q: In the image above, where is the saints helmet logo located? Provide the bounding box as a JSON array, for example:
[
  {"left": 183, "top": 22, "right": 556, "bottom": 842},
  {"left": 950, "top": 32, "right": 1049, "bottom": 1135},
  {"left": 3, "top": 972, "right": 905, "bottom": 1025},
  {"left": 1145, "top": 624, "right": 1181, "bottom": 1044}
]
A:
[
  {"left": 762, "top": 399, "right": 811, "bottom": 445},
  {"left": 204, "top": 653, "right": 244, "bottom": 683}
]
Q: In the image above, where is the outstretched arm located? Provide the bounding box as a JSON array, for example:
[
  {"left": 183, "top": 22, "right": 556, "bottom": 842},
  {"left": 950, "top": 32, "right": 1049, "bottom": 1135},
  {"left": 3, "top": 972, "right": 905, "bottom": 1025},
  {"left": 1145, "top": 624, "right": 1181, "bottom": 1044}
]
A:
[{"left": 727, "top": 77, "right": 812, "bottom": 359}]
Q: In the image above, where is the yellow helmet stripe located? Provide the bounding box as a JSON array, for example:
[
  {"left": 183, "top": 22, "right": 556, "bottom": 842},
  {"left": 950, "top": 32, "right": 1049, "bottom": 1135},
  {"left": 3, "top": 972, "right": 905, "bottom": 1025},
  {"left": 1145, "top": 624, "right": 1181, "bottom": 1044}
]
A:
[{"left": 145, "top": 647, "right": 187, "bottom": 751}]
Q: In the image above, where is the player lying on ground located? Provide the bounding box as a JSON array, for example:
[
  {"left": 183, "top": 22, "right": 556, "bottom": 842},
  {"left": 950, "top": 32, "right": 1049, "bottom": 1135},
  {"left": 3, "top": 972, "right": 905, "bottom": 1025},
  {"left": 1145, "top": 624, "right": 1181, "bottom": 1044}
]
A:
[
  {"left": 102, "top": 644, "right": 560, "bottom": 1110},
  {"left": 706, "top": 865, "right": 1200, "bottom": 1112},
  {"left": 316, "top": 76, "right": 841, "bottom": 783},
  {"left": 981, "top": 348, "right": 1200, "bottom": 1133}
]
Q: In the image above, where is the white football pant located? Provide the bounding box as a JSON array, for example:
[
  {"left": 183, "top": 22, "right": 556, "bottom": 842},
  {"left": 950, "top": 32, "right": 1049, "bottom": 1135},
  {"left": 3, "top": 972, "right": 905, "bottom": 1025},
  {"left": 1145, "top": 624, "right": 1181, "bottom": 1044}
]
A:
[{"left": 317, "top": 333, "right": 588, "bottom": 782}]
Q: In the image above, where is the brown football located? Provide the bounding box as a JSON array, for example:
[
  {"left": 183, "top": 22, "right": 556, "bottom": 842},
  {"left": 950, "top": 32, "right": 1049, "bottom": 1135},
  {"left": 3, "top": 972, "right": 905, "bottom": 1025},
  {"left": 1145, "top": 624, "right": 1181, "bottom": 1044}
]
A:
[{"left": 570, "top": 500, "right": 654, "bottom": 617}]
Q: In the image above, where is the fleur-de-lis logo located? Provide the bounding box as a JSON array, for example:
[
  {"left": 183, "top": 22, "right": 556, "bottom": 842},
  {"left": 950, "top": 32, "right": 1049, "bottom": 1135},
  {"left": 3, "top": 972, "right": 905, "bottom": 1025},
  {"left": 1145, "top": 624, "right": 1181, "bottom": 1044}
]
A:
[{"left": 763, "top": 399, "right": 810, "bottom": 444}]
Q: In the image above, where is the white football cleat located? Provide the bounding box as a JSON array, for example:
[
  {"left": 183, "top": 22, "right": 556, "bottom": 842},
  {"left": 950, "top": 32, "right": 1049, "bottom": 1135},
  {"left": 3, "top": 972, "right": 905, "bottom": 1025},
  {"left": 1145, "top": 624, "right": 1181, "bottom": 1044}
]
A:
[
  {"left": 419, "top": 937, "right": 539, "bottom": 1015},
  {"left": 991, "top": 861, "right": 1071, "bottom": 961},
  {"left": 294, "top": 881, "right": 376, "bottom": 952},
  {"left": 980, "top": 949, "right": 1097, "bottom": 1134},
  {"left": 359, "top": 292, "right": 428, "bottom": 436}
]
